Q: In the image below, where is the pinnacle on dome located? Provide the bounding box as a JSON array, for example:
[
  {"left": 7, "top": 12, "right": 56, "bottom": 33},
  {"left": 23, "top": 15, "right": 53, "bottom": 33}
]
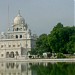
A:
[{"left": 17, "top": 10, "right": 21, "bottom": 16}]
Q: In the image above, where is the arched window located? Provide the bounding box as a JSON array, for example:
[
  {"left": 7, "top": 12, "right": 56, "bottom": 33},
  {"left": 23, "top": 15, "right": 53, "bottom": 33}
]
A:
[
  {"left": 6, "top": 52, "right": 9, "bottom": 58},
  {"left": 17, "top": 28, "right": 18, "bottom": 31},
  {"left": 16, "top": 35, "right": 18, "bottom": 38},
  {"left": 13, "top": 45, "right": 15, "bottom": 47},
  {"left": 1, "top": 45, "right": 3, "bottom": 48},
  {"left": 9, "top": 45, "right": 11, "bottom": 47},
  {"left": 1, "top": 54, "right": 3, "bottom": 57},
  {"left": 10, "top": 52, "right": 14, "bottom": 58},
  {"left": 18, "top": 45, "right": 20, "bottom": 47},
  {"left": 15, "top": 51, "right": 19, "bottom": 56},
  {"left": 20, "top": 35, "right": 22, "bottom": 38},
  {"left": 11, "top": 35, "right": 14, "bottom": 38}
]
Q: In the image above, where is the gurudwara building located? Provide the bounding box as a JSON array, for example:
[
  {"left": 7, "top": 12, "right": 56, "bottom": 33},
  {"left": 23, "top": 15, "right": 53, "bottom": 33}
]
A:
[{"left": 0, "top": 11, "right": 37, "bottom": 59}]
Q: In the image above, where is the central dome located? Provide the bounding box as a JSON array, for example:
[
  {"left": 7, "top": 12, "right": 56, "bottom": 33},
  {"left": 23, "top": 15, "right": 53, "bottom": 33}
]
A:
[{"left": 14, "top": 11, "right": 25, "bottom": 25}]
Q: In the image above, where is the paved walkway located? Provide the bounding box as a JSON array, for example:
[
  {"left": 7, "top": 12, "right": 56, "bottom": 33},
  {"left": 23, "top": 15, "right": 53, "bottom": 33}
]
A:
[{"left": 0, "top": 58, "right": 75, "bottom": 62}]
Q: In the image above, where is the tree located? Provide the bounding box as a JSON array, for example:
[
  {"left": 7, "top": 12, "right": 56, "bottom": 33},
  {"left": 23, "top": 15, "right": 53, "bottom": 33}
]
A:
[
  {"left": 31, "top": 22, "right": 75, "bottom": 55},
  {"left": 48, "top": 23, "right": 75, "bottom": 54},
  {"left": 67, "top": 35, "right": 75, "bottom": 54},
  {"left": 48, "top": 23, "right": 66, "bottom": 53},
  {"left": 36, "top": 34, "right": 51, "bottom": 55}
]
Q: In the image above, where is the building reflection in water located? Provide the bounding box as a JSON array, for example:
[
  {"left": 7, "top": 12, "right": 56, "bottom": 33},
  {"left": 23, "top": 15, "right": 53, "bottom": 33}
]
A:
[
  {"left": 0, "top": 62, "right": 74, "bottom": 75},
  {"left": 0, "top": 62, "right": 31, "bottom": 75}
]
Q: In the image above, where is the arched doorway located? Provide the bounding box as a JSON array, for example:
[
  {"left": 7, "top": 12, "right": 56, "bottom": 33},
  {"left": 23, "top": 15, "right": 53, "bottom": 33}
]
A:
[
  {"left": 15, "top": 51, "right": 19, "bottom": 59},
  {"left": 15, "top": 51, "right": 19, "bottom": 56},
  {"left": 6, "top": 52, "right": 10, "bottom": 58},
  {"left": 10, "top": 52, "right": 14, "bottom": 58}
]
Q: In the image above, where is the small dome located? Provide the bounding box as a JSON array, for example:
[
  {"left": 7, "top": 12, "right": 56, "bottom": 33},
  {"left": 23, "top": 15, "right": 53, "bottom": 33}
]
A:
[
  {"left": 14, "top": 11, "right": 25, "bottom": 25},
  {"left": 1, "top": 32, "right": 5, "bottom": 35}
]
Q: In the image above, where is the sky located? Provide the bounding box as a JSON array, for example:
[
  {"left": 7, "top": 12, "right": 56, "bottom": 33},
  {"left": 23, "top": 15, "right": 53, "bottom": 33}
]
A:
[{"left": 0, "top": 0, "right": 74, "bottom": 35}]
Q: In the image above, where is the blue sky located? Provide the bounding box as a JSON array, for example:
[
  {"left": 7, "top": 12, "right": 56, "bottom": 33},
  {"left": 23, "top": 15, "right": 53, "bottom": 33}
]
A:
[{"left": 0, "top": 0, "right": 74, "bottom": 35}]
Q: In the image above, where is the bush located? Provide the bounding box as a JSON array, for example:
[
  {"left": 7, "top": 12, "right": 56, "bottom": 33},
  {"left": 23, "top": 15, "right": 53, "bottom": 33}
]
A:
[
  {"left": 29, "top": 56, "right": 32, "bottom": 59},
  {"left": 57, "top": 53, "right": 66, "bottom": 58}
]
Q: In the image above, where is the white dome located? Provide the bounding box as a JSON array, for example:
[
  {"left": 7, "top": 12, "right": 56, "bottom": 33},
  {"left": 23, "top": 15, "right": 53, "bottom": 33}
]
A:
[{"left": 14, "top": 11, "right": 25, "bottom": 25}]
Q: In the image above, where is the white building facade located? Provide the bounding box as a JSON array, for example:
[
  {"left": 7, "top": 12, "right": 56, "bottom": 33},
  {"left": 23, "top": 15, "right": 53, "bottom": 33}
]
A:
[{"left": 0, "top": 11, "right": 37, "bottom": 59}]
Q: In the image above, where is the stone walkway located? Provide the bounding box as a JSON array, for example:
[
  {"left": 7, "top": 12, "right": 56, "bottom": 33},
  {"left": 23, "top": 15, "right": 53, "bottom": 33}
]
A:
[{"left": 0, "top": 58, "right": 75, "bottom": 62}]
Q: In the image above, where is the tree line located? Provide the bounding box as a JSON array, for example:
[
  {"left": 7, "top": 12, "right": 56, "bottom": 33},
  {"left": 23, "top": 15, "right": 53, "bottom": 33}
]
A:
[{"left": 31, "top": 23, "right": 75, "bottom": 55}]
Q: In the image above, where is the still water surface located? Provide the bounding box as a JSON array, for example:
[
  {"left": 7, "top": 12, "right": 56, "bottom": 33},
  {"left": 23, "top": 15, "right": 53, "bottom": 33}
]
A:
[{"left": 0, "top": 61, "right": 75, "bottom": 75}]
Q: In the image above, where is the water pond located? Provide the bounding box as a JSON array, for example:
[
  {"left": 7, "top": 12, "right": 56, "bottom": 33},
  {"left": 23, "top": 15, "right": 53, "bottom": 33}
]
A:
[{"left": 0, "top": 61, "right": 75, "bottom": 75}]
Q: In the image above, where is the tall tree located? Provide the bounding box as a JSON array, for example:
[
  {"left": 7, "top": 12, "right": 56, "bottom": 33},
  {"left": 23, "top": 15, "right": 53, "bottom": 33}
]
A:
[
  {"left": 36, "top": 34, "right": 51, "bottom": 54},
  {"left": 48, "top": 23, "right": 75, "bottom": 53}
]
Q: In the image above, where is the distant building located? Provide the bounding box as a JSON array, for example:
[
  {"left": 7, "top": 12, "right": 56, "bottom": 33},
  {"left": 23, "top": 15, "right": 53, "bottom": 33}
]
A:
[{"left": 0, "top": 11, "right": 37, "bottom": 59}]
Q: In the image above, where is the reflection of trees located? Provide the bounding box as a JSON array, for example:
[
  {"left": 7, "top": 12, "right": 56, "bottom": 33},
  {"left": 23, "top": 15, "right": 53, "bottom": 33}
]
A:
[{"left": 31, "top": 62, "right": 75, "bottom": 75}]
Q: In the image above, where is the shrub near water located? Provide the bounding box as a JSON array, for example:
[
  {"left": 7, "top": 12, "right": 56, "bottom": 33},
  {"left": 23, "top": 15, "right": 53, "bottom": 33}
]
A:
[{"left": 57, "top": 53, "right": 66, "bottom": 58}]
